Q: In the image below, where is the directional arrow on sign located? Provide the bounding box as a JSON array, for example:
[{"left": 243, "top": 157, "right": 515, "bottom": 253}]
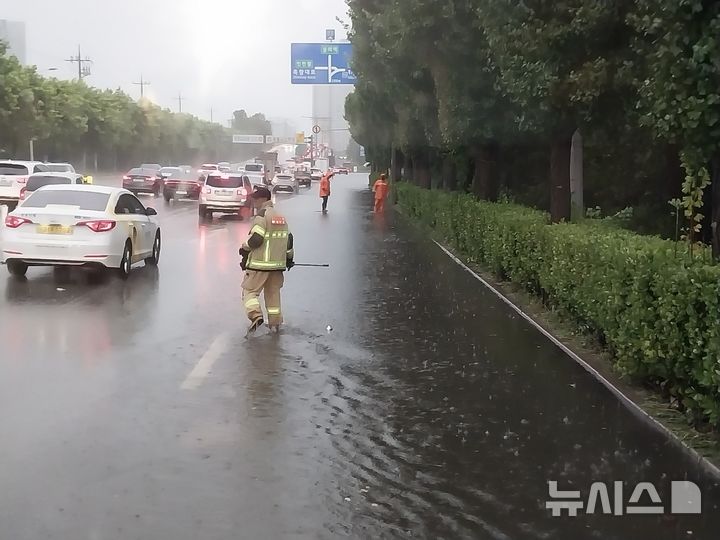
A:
[{"left": 315, "top": 54, "right": 347, "bottom": 83}]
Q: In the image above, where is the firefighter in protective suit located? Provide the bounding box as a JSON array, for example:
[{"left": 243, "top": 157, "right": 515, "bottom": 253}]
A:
[{"left": 239, "top": 187, "right": 294, "bottom": 333}]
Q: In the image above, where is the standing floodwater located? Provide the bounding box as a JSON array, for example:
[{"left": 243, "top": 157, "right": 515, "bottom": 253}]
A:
[{"left": 0, "top": 175, "right": 717, "bottom": 539}]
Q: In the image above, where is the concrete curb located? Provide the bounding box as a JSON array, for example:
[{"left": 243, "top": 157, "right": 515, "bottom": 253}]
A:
[{"left": 432, "top": 238, "right": 720, "bottom": 481}]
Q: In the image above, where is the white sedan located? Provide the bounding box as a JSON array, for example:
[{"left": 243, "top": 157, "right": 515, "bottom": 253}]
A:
[{"left": 2, "top": 185, "right": 161, "bottom": 279}]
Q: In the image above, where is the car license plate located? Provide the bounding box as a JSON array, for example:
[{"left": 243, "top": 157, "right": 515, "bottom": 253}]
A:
[
  {"left": 0, "top": 179, "right": 11, "bottom": 186},
  {"left": 133, "top": 178, "right": 144, "bottom": 182},
  {"left": 218, "top": 189, "right": 233, "bottom": 195},
  {"left": 176, "top": 190, "right": 187, "bottom": 195},
  {"left": 37, "top": 224, "right": 72, "bottom": 235}
]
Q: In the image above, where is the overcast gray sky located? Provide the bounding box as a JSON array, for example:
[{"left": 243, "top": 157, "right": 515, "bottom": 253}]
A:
[{"left": 5, "top": 0, "right": 350, "bottom": 132}]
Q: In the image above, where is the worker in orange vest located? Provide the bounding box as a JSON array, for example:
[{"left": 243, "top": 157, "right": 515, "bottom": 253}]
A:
[
  {"left": 372, "top": 173, "right": 390, "bottom": 212},
  {"left": 319, "top": 170, "right": 334, "bottom": 213}
]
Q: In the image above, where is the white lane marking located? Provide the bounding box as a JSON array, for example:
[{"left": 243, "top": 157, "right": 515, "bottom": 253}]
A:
[{"left": 180, "top": 332, "right": 229, "bottom": 390}]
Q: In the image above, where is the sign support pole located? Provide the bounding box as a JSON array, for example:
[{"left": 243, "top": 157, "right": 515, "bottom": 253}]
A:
[{"left": 326, "top": 31, "right": 333, "bottom": 154}]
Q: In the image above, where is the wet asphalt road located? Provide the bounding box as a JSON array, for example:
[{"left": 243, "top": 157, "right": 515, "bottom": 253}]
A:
[{"left": 0, "top": 173, "right": 719, "bottom": 539}]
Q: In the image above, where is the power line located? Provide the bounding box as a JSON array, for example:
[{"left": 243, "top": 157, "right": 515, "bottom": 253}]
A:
[
  {"left": 65, "top": 44, "right": 92, "bottom": 80},
  {"left": 133, "top": 75, "right": 151, "bottom": 98}
]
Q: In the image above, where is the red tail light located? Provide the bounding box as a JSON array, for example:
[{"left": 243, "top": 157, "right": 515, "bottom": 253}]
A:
[
  {"left": 5, "top": 215, "right": 33, "bottom": 228},
  {"left": 77, "top": 219, "right": 116, "bottom": 232},
  {"left": 122, "top": 175, "right": 131, "bottom": 181},
  {"left": 238, "top": 188, "right": 247, "bottom": 196},
  {"left": 204, "top": 187, "right": 211, "bottom": 194},
  {"left": 19, "top": 188, "right": 26, "bottom": 201}
]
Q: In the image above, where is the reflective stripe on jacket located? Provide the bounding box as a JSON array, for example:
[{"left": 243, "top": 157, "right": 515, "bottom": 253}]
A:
[{"left": 246, "top": 204, "right": 291, "bottom": 271}]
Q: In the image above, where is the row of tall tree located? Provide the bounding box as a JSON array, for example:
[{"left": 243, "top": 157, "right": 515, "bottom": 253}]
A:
[
  {"left": 0, "top": 43, "right": 273, "bottom": 170},
  {"left": 345, "top": 0, "right": 720, "bottom": 250}
]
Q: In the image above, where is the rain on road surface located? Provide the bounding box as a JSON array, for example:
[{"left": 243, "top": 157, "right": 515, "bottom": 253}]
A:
[{"left": 0, "top": 173, "right": 719, "bottom": 540}]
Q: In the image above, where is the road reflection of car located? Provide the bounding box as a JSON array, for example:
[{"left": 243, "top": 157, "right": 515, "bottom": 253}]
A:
[
  {"left": 272, "top": 173, "right": 297, "bottom": 194},
  {"left": 310, "top": 168, "right": 322, "bottom": 182},
  {"left": 199, "top": 172, "right": 253, "bottom": 220},
  {"left": 20, "top": 172, "right": 88, "bottom": 202},
  {"left": 122, "top": 167, "right": 164, "bottom": 197},
  {"left": 294, "top": 168, "right": 312, "bottom": 188},
  {"left": 0, "top": 160, "right": 50, "bottom": 211},
  {"left": 163, "top": 169, "right": 202, "bottom": 202},
  {"left": 2, "top": 185, "right": 160, "bottom": 279}
]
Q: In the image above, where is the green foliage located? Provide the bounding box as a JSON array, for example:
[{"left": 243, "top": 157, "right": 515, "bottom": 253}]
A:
[
  {"left": 346, "top": 0, "right": 667, "bottom": 222},
  {"left": 231, "top": 110, "right": 271, "bottom": 135},
  {"left": 630, "top": 1, "right": 720, "bottom": 245},
  {"left": 397, "top": 182, "right": 720, "bottom": 425},
  {"left": 346, "top": 0, "right": 439, "bottom": 159},
  {"left": 0, "top": 45, "right": 241, "bottom": 168},
  {"left": 631, "top": 0, "right": 720, "bottom": 155},
  {"left": 479, "top": 0, "right": 634, "bottom": 133},
  {"left": 679, "top": 151, "right": 711, "bottom": 244}
]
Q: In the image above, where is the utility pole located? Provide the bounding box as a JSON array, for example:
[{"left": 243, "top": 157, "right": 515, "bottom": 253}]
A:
[
  {"left": 65, "top": 45, "right": 92, "bottom": 80},
  {"left": 133, "top": 75, "right": 150, "bottom": 98},
  {"left": 210, "top": 107, "right": 214, "bottom": 122},
  {"left": 176, "top": 92, "right": 184, "bottom": 113}
]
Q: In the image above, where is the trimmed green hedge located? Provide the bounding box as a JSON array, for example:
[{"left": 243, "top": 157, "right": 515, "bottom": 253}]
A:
[{"left": 396, "top": 182, "right": 720, "bottom": 425}]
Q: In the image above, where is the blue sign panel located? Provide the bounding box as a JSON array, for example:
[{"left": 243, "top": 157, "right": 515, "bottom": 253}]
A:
[{"left": 291, "top": 43, "right": 357, "bottom": 85}]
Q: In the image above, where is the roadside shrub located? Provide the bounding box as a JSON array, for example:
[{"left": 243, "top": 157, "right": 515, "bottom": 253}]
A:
[{"left": 396, "top": 183, "right": 720, "bottom": 425}]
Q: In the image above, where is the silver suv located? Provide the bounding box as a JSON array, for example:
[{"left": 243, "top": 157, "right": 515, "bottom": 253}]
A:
[{"left": 199, "top": 172, "right": 254, "bottom": 220}]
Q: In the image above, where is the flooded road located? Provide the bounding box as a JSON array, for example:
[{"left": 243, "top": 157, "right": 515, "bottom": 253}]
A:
[{"left": 0, "top": 173, "right": 718, "bottom": 539}]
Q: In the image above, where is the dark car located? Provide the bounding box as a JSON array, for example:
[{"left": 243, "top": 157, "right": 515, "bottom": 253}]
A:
[
  {"left": 159, "top": 166, "right": 180, "bottom": 180},
  {"left": 294, "top": 168, "right": 312, "bottom": 188},
  {"left": 122, "top": 167, "right": 164, "bottom": 197},
  {"left": 163, "top": 169, "right": 203, "bottom": 202}
]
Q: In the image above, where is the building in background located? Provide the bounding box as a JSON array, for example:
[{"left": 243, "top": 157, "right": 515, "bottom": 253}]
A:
[
  {"left": 312, "top": 85, "right": 352, "bottom": 156},
  {"left": 0, "top": 20, "right": 26, "bottom": 64},
  {"left": 270, "top": 118, "right": 297, "bottom": 139}
]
